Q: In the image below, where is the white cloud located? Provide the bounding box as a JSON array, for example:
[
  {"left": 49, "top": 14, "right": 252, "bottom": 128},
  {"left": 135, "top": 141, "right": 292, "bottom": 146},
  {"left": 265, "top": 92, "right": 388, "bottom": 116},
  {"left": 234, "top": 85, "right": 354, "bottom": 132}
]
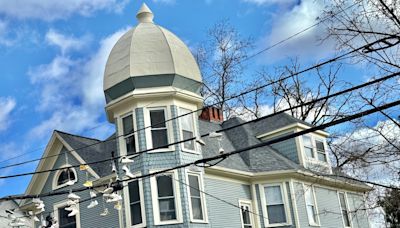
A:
[
  {"left": 0, "top": 20, "right": 15, "bottom": 46},
  {"left": 0, "top": 97, "right": 16, "bottom": 132},
  {"left": 29, "top": 28, "right": 129, "bottom": 140},
  {"left": 255, "top": 0, "right": 336, "bottom": 64},
  {"left": 45, "top": 29, "right": 91, "bottom": 54},
  {"left": 0, "top": 0, "right": 128, "bottom": 21}
]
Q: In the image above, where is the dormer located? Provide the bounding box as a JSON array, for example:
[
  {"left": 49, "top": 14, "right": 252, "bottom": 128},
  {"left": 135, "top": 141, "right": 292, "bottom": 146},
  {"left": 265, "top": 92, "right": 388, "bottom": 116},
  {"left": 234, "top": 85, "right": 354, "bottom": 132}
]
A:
[{"left": 254, "top": 113, "right": 332, "bottom": 173}]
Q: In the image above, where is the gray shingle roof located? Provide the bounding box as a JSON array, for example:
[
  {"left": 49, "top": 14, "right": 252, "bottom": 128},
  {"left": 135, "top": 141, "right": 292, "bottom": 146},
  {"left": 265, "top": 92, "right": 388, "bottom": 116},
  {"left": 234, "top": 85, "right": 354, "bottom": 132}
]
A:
[
  {"left": 56, "top": 131, "right": 116, "bottom": 177},
  {"left": 250, "top": 112, "right": 315, "bottom": 136}
]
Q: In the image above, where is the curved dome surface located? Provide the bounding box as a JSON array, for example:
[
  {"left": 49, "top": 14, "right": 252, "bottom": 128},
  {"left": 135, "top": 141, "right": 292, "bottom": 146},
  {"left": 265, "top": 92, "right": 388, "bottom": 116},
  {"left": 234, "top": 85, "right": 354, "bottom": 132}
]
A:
[{"left": 103, "top": 4, "right": 202, "bottom": 96}]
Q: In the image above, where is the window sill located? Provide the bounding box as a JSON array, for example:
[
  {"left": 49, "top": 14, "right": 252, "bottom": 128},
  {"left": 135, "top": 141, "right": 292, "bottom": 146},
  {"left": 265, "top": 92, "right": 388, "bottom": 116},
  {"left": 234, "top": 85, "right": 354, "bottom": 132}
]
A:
[
  {"left": 306, "top": 158, "right": 330, "bottom": 166},
  {"left": 130, "top": 223, "right": 146, "bottom": 228},
  {"left": 309, "top": 222, "right": 321, "bottom": 227},
  {"left": 190, "top": 219, "right": 208, "bottom": 224},
  {"left": 265, "top": 223, "right": 291, "bottom": 227},
  {"left": 182, "top": 148, "right": 200, "bottom": 154},
  {"left": 148, "top": 147, "right": 175, "bottom": 153},
  {"left": 52, "top": 180, "right": 78, "bottom": 190},
  {"left": 154, "top": 220, "right": 183, "bottom": 226}
]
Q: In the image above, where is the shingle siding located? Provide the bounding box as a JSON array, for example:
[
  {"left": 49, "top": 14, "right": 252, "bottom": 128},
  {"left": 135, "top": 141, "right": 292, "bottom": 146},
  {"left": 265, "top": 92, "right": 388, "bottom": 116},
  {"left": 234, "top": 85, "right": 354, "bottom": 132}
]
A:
[
  {"left": 38, "top": 147, "right": 120, "bottom": 228},
  {"left": 268, "top": 132, "right": 299, "bottom": 164}
]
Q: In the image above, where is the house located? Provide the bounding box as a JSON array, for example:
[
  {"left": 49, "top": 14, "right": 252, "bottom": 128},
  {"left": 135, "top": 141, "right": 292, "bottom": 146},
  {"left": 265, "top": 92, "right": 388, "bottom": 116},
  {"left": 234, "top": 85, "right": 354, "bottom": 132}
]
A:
[{"left": 18, "top": 3, "right": 371, "bottom": 228}]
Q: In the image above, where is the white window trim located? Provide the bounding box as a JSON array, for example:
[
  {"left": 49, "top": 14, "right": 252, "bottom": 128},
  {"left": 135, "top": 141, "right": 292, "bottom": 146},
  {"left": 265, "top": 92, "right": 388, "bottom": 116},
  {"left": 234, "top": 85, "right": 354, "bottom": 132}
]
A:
[
  {"left": 239, "top": 199, "right": 255, "bottom": 228},
  {"left": 52, "top": 164, "right": 78, "bottom": 190},
  {"left": 186, "top": 170, "right": 208, "bottom": 223},
  {"left": 259, "top": 182, "right": 292, "bottom": 227},
  {"left": 53, "top": 200, "right": 81, "bottom": 228},
  {"left": 119, "top": 112, "right": 140, "bottom": 157},
  {"left": 150, "top": 169, "right": 183, "bottom": 225},
  {"left": 301, "top": 134, "right": 331, "bottom": 168},
  {"left": 302, "top": 184, "right": 320, "bottom": 227},
  {"left": 338, "top": 192, "right": 352, "bottom": 228},
  {"left": 179, "top": 107, "right": 199, "bottom": 154},
  {"left": 123, "top": 172, "right": 146, "bottom": 228},
  {"left": 144, "top": 106, "right": 175, "bottom": 153}
]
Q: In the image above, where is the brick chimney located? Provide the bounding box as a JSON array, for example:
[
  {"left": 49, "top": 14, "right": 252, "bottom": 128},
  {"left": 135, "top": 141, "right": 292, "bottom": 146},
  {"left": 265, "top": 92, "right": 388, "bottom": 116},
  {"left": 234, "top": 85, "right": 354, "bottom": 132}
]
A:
[{"left": 199, "top": 107, "right": 223, "bottom": 123}]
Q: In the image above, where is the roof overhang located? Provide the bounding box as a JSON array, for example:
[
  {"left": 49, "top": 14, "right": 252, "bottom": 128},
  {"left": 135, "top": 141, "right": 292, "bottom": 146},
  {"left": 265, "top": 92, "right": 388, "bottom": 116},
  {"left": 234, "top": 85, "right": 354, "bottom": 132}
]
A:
[
  {"left": 205, "top": 166, "right": 371, "bottom": 192},
  {"left": 256, "top": 123, "right": 329, "bottom": 140}
]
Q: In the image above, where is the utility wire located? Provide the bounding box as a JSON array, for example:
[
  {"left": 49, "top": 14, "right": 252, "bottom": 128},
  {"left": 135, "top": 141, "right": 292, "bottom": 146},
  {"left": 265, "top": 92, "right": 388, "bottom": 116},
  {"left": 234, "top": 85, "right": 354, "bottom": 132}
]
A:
[
  {"left": 0, "top": 37, "right": 394, "bottom": 172},
  {"left": 0, "top": 1, "right": 358, "bottom": 167},
  {"left": 0, "top": 71, "right": 398, "bottom": 179},
  {"left": 1, "top": 98, "right": 399, "bottom": 202},
  {"left": 0, "top": 70, "right": 398, "bottom": 179}
]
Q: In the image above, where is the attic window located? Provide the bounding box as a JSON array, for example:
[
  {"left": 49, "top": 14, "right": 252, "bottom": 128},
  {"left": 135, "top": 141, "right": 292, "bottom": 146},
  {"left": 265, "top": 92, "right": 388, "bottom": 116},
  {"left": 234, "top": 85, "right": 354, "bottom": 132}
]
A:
[{"left": 53, "top": 167, "right": 77, "bottom": 190}]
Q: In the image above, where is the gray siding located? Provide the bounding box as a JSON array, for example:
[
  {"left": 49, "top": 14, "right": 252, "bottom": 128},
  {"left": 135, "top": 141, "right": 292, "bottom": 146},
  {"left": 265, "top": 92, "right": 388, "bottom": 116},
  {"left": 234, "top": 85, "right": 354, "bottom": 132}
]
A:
[
  {"left": 268, "top": 132, "right": 299, "bottom": 164},
  {"left": 204, "top": 177, "right": 251, "bottom": 228},
  {"left": 38, "top": 147, "right": 120, "bottom": 228}
]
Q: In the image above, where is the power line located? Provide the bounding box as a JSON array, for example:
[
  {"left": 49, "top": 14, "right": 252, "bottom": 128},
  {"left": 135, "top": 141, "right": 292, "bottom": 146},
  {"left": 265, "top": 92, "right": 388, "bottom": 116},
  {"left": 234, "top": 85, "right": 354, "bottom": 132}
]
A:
[
  {"left": 0, "top": 71, "right": 398, "bottom": 179},
  {"left": 0, "top": 2, "right": 367, "bottom": 169},
  {"left": 1, "top": 98, "right": 399, "bottom": 202},
  {"left": 0, "top": 37, "right": 393, "bottom": 173},
  {"left": 0, "top": 70, "right": 398, "bottom": 179}
]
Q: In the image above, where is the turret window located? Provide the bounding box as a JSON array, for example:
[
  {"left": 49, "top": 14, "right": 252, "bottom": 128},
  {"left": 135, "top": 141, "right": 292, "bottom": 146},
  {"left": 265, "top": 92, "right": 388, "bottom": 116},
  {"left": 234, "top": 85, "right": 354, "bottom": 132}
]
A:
[
  {"left": 180, "top": 108, "right": 195, "bottom": 151},
  {"left": 122, "top": 114, "right": 136, "bottom": 155},
  {"left": 150, "top": 109, "right": 169, "bottom": 149}
]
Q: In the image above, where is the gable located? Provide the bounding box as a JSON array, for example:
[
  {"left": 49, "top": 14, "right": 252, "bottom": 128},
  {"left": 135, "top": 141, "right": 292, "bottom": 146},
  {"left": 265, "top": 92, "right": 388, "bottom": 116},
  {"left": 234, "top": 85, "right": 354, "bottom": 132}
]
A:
[{"left": 22, "top": 132, "right": 100, "bottom": 206}]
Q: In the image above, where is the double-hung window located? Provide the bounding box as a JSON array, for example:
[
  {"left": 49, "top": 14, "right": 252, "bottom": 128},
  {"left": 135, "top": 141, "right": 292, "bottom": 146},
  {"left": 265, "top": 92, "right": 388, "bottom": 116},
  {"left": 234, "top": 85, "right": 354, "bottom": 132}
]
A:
[
  {"left": 187, "top": 173, "right": 206, "bottom": 222},
  {"left": 264, "top": 184, "right": 288, "bottom": 225},
  {"left": 304, "top": 185, "right": 319, "bottom": 225},
  {"left": 128, "top": 180, "right": 144, "bottom": 226},
  {"left": 54, "top": 201, "right": 80, "bottom": 228},
  {"left": 239, "top": 201, "right": 254, "bottom": 228},
  {"left": 122, "top": 114, "right": 136, "bottom": 155},
  {"left": 339, "top": 192, "right": 351, "bottom": 227},
  {"left": 150, "top": 109, "right": 169, "bottom": 149},
  {"left": 315, "top": 140, "right": 327, "bottom": 162},
  {"left": 180, "top": 108, "right": 195, "bottom": 151},
  {"left": 303, "top": 136, "right": 314, "bottom": 159}
]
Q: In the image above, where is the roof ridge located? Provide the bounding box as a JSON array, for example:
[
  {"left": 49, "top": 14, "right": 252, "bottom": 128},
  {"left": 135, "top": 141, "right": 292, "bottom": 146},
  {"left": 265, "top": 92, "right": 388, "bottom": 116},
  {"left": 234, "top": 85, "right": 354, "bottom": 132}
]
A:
[{"left": 54, "top": 130, "right": 101, "bottom": 142}]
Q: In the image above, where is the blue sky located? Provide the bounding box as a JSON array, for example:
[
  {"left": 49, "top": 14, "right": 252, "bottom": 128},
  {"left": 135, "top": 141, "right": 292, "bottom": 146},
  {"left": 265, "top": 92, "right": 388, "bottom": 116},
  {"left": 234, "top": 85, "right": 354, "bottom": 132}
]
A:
[{"left": 0, "top": 0, "right": 396, "bottom": 197}]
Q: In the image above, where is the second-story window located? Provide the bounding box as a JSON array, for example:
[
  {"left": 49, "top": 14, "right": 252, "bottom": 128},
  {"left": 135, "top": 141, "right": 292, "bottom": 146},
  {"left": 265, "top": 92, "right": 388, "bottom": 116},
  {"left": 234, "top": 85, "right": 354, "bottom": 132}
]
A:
[
  {"left": 304, "top": 185, "right": 319, "bottom": 225},
  {"left": 150, "top": 109, "right": 169, "bottom": 149},
  {"left": 123, "top": 114, "right": 136, "bottom": 155},
  {"left": 264, "top": 184, "right": 288, "bottom": 225},
  {"left": 315, "top": 140, "right": 327, "bottom": 162},
  {"left": 303, "top": 136, "right": 314, "bottom": 158},
  {"left": 180, "top": 108, "right": 195, "bottom": 151}
]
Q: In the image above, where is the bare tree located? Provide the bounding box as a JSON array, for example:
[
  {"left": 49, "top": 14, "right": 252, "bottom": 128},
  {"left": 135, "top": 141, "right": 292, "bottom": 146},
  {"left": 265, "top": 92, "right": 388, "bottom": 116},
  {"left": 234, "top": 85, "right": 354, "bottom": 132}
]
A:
[{"left": 196, "top": 20, "right": 253, "bottom": 119}]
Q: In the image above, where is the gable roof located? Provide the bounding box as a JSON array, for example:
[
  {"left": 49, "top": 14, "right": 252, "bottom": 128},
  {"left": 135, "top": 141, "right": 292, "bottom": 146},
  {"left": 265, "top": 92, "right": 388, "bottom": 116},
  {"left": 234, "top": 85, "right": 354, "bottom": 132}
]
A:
[{"left": 55, "top": 131, "right": 115, "bottom": 177}]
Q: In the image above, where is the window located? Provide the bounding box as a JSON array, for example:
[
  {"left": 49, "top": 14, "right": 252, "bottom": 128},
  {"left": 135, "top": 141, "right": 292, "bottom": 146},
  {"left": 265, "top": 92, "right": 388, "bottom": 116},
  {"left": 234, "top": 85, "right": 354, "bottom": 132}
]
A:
[
  {"left": 122, "top": 114, "right": 136, "bottom": 155},
  {"left": 58, "top": 207, "right": 77, "bottom": 228},
  {"left": 303, "top": 135, "right": 328, "bottom": 163},
  {"left": 339, "top": 193, "right": 351, "bottom": 227},
  {"left": 315, "top": 140, "right": 327, "bottom": 162},
  {"left": 54, "top": 201, "right": 80, "bottom": 228},
  {"left": 57, "top": 169, "right": 75, "bottom": 186},
  {"left": 187, "top": 173, "right": 206, "bottom": 222},
  {"left": 304, "top": 185, "right": 319, "bottom": 225},
  {"left": 151, "top": 171, "right": 182, "bottom": 225},
  {"left": 264, "top": 184, "right": 288, "bottom": 225},
  {"left": 53, "top": 167, "right": 77, "bottom": 190},
  {"left": 128, "top": 180, "right": 143, "bottom": 226},
  {"left": 180, "top": 108, "right": 195, "bottom": 151},
  {"left": 303, "top": 136, "right": 314, "bottom": 158},
  {"left": 239, "top": 201, "right": 254, "bottom": 228},
  {"left": 150, "top": 109, "right": 168, "bottom": 149},
  {"left": 157, "top": 174, "right": 176, "bottom": 221}
]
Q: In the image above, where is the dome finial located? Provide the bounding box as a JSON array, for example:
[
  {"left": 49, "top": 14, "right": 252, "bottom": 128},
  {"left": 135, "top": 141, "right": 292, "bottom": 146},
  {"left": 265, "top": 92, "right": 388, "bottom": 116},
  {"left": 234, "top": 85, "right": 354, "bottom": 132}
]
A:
[{"left": 136, "top": 3, "right": 154, "bottom": 23}]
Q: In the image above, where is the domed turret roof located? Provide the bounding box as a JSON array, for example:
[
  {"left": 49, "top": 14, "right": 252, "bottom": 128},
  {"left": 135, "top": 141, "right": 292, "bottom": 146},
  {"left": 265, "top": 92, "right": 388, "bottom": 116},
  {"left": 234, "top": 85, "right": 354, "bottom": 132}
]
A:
[{"left": 103, "top": 3, "right": 202, "bottom": 102}]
